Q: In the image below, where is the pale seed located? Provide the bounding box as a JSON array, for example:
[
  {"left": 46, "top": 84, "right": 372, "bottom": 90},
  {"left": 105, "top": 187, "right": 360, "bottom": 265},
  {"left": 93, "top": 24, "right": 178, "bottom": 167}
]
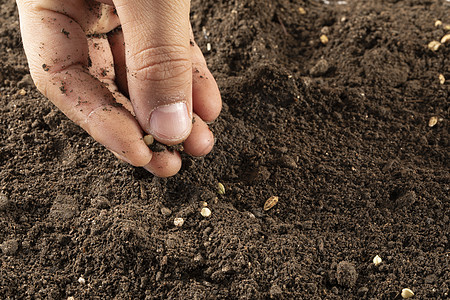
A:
[
  {"left": 320, "top": 34, "right": 329, "bottom": 45},
  {"left": 444, "top": 24, "right": 450, "bottom": 31},
  {"left": 173, "top": 217, "right": 184, "bottom": 227},
  {"left": 143, "top": 134, "right": 154, "bottom": 146},
  {"left": 298, "top": 7, "right": 306, "bottom": 15},
  {"left": 200, "top": 207, "right": 211, "bottom": 217},
  {"left": 428, "top": 116, "right": 438, "bottom": 127},
  {"left": 435, "top": 20, "right": 442, "bottom": 27},
  {"left": 428, "top": 40, "right": 441, "bottom": 51},
  {"left": 264, "top": 196, "right": 279, "bottom": 211},
  {"left": 439, "top": 74, "right": 445, "bottom": 85},
  {"left": 401, "top": 288, "right": 414, "bottom": 299},
  {"left": 441, "top": 34, "right": 450, "bottom": 44},
  {"left": 217, "top": 182, "right": 225, "bottom": 195},
  {"left": 19, "top": 89, "right": 26, "bottom": 96},
  {"left": 373, "top": 255, "right": 382, "bottom": 266}
]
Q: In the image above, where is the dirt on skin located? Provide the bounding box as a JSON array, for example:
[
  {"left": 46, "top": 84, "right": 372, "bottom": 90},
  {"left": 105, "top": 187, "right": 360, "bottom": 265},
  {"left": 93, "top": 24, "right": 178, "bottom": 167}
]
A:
[{"left": 0, "top": 0, "right": 449, "bottom": 299}]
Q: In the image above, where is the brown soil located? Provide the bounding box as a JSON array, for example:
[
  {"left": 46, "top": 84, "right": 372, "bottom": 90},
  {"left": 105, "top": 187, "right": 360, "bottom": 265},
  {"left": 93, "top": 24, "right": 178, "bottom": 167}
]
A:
[{"left": 1, "top": 0, "right": 449, "bottom": 299}]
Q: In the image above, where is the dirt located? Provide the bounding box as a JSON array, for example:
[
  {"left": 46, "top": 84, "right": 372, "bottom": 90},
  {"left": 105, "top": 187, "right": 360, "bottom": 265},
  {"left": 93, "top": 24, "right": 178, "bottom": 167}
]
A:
[{"left": 0, "top": 0, "right": 449, "bottom": 299}]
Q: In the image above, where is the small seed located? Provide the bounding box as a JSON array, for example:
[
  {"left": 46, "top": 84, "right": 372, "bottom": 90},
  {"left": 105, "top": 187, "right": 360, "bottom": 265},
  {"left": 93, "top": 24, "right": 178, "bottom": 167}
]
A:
[
  {"left": 174, "top": 217, "right": 184, "bottom": 227},
  {"left": 298, "top": 7, "right": 306, "bottom": 15},
  {"left": 264, "top": 196, "right": 279, "bottom": 211},
  {"left": 217, "top": 182, "right": 225, "bottom": 195},
  {"left": 439, "top": 74, "right": 445, "bottom": 85},
  {"left": 143, "top": 134, "right": 154, "bottom": 146},
  {"left": 441, "top": 34, "right": 450, "bottom": 44},
  {"left": 19, "top": 89, "right": 26, "bottom": 96},
  {"left": 200, "top": 207, "right": 211, "bottom": 217},
  {"left": 201, "top": 201, "right": 208, "bottom": 207},
  {"left": 206, "top": 43, "right": 211, "bottom": 52},
  {"left": 373, "top": 255, "right": 382, "bottom": 266},
  {"left": 401, "top": 288, "right": 414, "bottom": 299},
  {"left": 428, "top": 40, "right": 441, "bottom": 51},
  {"left": 320, "top": 34, "right": 329, "bottom": 45},
  {"left": 444, "top": 24, "right": 450, "bottom": 31},
  {"left": 428, "top": 116, "right": 438, "bottom": 127},
  {"left": 78, "top": 277, "right": 86, "bottom": 284},
  {"left": 435, "top": 20, "right": 442, "bottom": 27}
]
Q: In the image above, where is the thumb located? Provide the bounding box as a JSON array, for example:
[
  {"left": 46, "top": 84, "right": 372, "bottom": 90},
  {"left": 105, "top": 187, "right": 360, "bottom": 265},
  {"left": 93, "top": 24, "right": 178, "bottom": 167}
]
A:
[{"left": 113, "top": 0, "right": 192, "bottom": 145}]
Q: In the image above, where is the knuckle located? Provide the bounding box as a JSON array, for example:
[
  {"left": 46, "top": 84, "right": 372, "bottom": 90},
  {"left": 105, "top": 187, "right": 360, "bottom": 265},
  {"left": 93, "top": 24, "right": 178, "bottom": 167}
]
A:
[{"left": 130, "top": 45, "right": 191, "bottom": 83}]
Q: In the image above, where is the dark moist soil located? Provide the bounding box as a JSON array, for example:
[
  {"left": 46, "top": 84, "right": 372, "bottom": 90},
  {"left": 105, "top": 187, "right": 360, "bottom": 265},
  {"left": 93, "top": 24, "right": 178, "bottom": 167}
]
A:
[{"left": 1, "top": 0, "right": 449, "bottom": 299}]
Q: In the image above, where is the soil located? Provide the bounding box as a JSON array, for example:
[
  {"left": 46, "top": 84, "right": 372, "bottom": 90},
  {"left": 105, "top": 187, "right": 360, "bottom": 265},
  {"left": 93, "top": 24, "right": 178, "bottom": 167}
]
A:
[{"left": 0, "top": 0, "right": 449, "bottom": 299}]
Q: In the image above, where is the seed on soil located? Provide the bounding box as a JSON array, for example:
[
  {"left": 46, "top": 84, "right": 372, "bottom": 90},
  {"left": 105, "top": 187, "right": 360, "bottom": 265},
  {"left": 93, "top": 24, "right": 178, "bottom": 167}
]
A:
[
  {"left": 401, "top": 288, "right": 414, "bottom": 298},
  {"left": 201, "top": 201, "right": 208, "bottom": 207},
  {"left": 439, "top": 74, "right": 445, "bottom": 85},
  {"left": 19, "top": 89, "right": 26, "bottom": 96},
  {"left": 320, "top": 34, "right": 329, "bottom": 45},
  {"left": 78, "top": 277, "right": 86, "bottom": 284},
  {"left": 174, "top": 217, "right": 184, "bottom": 227},
  {"left": 264, "top": 196, "right": 279, "bottom": 211},
  {"left": 444, "top": 24, "right": 450, "bottom": 31},
  {"left": 217, "top": 182, "right": 225, "bottom": 195},
  {"left": 207, "top": 43, "right": 211, "bottom": 51},
  {"left": 201, "top": 207, "right": 211, "bottom": 217},
  {"left": 441, "top": 34, "right": 450, "bottom": 44},
  {"left": 373, "top": 255, "right": 382, "bottom": 266},
  {"left": 298, "top": 7, "right": 306, "bottom": 15},
  {"left": 435, "top": 20, "right": 442, "bottom": 27},
  {"left": 428, "top": 116, "right": 438, "bottom": 127},
  {"left": 143, "top": 134, "right": 154, "bottom": 146},
  {"left": 427, "top": 40, "right": 441, "bottom": 51}
]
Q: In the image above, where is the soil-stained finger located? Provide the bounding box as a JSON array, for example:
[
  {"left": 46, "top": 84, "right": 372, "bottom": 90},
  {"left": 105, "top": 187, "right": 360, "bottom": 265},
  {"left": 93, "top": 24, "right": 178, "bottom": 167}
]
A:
[
  {"left": 143, "top": 150, "right": 182, "bottom": 177},
  {"left": 183, "top": 113, "right": 214, "bottom": 157}
]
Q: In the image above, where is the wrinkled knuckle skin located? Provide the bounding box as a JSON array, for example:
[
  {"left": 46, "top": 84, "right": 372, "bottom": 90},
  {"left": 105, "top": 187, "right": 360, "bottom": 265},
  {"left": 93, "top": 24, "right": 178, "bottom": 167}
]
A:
[{"left": 130, "top": 45, "right": 191, "bottom": 83}]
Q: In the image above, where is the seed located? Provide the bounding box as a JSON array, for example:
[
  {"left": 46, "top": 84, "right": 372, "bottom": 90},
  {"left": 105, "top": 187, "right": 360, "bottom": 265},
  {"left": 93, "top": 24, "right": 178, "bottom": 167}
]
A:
[
  {"left": 444, "top": 24, "right": 450, "bottom": 31},
  {"left": 435, "top": 20, "right": 442, "bottom": 27},
  {"left": 401, "top": 288, "right": 414, "bottom": 298},
  {"left": 207, "top": 43, "right": 211, "bottom": 52},
  {"left": 78, "top": 277, "right": 86, "bottom": 284},
  {"left": 19, "top": 89, "right": 26, "bottom": 96},
  {"left": 373, "top": 255, "right": 382, "bottom": 266},
  {"left": 200, "top": 207, "right": 211, "bottom": 217},
  {"left": 439, "top": 74, "right": 445, "bottom": 85},
  {"left": 217, "top": 182, "right": 225, "bottom": 195},
  {"left": 428, "top": 40, "right": 441, "bottom": 51},
  {"left": 298, "top": 7, "right": 306, "bottom": 15},
  {"left": 264, "top": 196, "right": 279, "bottom": 211},
  {"left": 143, "top": 134, "right": 154, "bottom": 146},
  {"left": 441, "top": 34, "right": 450, "bottom": 44},
  {"left": 320, "top": 35, "right": 329, "bottom": 45},
  {"left": 173, "top": 217, "right": 184, "bottom": 227},
  {"left": 428, "top": 116, "right": 438, "bottom": 127}
]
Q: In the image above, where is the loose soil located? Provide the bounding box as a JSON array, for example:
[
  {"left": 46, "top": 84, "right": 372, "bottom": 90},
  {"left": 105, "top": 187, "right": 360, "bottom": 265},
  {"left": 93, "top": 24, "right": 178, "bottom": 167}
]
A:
[{"left": 1, "top": 0, "right": 449, "bottom": 299}]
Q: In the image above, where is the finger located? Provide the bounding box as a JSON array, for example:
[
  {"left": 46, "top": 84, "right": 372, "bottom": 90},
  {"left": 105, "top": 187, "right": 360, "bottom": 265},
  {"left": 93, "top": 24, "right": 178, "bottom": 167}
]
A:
[
  {"left": 113, "top": 0, "right": 192, "bottom": 145},
  {"left": 17, "top": 0, "right": 152, "bottom": 166},
  {"left": 183, "top": 113, "right": 214, "bottom": 157},
  {"left": 143, "top": 150, "right": 182, "bottom": 178},
  {"left": 189, "top": 28, "right": 222, "bottom": 123},
  {"left": 110, "top": 27, "right": 222, "bottom": 123}
]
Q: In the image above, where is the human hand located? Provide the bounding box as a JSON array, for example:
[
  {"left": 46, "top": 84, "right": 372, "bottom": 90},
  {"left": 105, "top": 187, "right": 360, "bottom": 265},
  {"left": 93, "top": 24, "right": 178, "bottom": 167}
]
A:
[{"left": 16, "top": 0, "right": 222, "bottom": 177}]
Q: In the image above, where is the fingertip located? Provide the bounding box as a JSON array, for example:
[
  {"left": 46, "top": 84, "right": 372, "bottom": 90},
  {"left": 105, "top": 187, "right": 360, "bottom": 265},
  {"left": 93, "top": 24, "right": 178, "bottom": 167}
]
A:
[
  {"left": 143, "top": 150, "right": 182, "bottom": 177},
  {"left": 86, "top": 106, "right": 152, "bottom": 167},
  {"left": 192, "top": 67, "right": 222, "bottom": 123},
  {"left": 183, "top": 114, "right": 214, "bottom": 157}
]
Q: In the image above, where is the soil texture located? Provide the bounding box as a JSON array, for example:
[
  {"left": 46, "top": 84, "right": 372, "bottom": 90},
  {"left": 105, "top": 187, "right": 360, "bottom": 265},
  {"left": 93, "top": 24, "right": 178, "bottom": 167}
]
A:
[{"left": 0, "top": 0, "right": 449, "bottom": 299}]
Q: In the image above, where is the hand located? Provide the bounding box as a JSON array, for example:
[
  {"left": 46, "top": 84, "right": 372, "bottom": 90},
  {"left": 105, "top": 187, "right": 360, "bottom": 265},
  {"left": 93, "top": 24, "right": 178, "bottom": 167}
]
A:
[{"left": 16, "top": 0, "right": 222, "bottom": 177}]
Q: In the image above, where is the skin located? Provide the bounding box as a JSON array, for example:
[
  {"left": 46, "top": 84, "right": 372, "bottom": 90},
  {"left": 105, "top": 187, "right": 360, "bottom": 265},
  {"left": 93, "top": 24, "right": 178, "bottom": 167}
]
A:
[{"left": 16, "top": 0, "right": 222, "bottom": 177}]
